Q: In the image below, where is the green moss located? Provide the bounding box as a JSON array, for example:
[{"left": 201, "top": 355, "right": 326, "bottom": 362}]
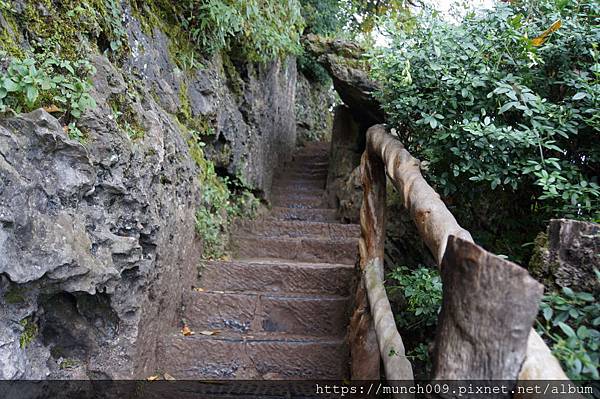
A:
[
  {"left": 59, "top": 358, "right": 79, "bottom": 369},
  {"left": 529, "top": 232, "right": 548, "bottom": 276},
  {"left": 19, "top": 317, "right": 38, "bottom": 349},
  {"left": 4, "top": 287, "right": 25, "bottom": 304},
  {"left": 177, "top": 81, "right": 193, "bottom": 122},
  {"left": 11, "top": 0, "right": 128, "bottom": 62},
  {"left": 221, "top": 52, "right": 245, "bottom": 100},
  {"left": 108, "top": 92, "right": 146, "bottom": 141},
  {"left": 0, "top": 11, "right": 25, "bottom": 58}
]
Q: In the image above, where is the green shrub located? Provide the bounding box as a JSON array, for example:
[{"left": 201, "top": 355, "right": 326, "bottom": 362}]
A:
[
  {"left": 537, "top": 275, "right": 600, "bottom": 380},
  {"left": 178, "top": 0, "right": 304, "bottom": 63},
  {"left": 387, "top": 265, "right": 442, "bottom": 330},
  {"left": 371, "top": 0, "right": 600, "bottom": 257},
  {"left": 386, "top": 265, "right": 442, "bottom": 378},
  {"left": 0, "top": 55, "right": 96, "bottom": 121}
]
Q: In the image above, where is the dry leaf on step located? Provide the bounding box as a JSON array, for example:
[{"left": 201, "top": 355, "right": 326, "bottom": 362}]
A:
[
  {"left": 199, "top": 330, "right": 219, "bottom": 336},
  {"left": 163, "top": 373, "right": 176, "bottom": 381},
  {"left": 146, "top": 375, "right": 160, "bottom": 381},
  {"left": 43, "top": 105, "right": 62, "bottom": 113},
  {"left": 181, "top": 325, "right": 195, "bottom": 336}
]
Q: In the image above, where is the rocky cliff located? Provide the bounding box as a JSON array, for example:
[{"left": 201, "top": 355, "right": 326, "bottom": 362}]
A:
[{"left": 0, "top": 0, "right": 326, "bottom": 379}]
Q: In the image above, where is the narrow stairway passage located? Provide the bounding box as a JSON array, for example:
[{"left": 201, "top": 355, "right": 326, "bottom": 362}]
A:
[{"left": 159, "top": 141, "right": 360, "bottom": 379}]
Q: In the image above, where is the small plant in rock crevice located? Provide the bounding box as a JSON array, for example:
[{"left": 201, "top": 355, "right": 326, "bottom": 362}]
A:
[{"left": 187, "top": 128, "right": 260, "bottom": 260}]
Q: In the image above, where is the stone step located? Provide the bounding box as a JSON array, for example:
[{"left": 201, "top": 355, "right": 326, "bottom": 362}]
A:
[
  {"left": 273, "top": 178, "right": 326, "bottom": 190},
  {"left": 200, "top": 259, "right": 354, "bottom": 296},
  {"left": 235, "top": 219, "right": 360, "bottom": 239},
  {"left": 158, "top": 332, "right": 349, "bottom": 379},
  {"left": 184, "top": 291, "right": 350, "bottom": 337},
  {"left": 279, "top": 169, "right": 328, "bottom": 179},
  {"left": 272, "top": 193, "right": 325, "bottom": 209},
  {"left": 267, "top": 207, "right": 337, "bottom": 222},
  {"left": 292, "top": 152, "right": 329, "bottom": 164},
  {"left": 271, "top": 187, "right": 324, "bottom": 198},
  {"left": 287, "top": 167, "right": 329, "bottom": 175},
  {"left": 232, "top": 236, "right": 358, "bottom": 265}
]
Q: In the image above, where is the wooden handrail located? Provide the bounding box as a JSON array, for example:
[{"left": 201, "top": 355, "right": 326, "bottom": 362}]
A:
[{"left": 351, "top": 124, "right": 568, "bottom": 385}]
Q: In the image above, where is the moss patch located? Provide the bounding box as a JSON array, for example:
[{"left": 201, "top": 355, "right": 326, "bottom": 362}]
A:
[
  {"left": 108, "top": 92, "right": 145, "bottom": 141},
  {"left": 4, "top": 286, "right": 25, "bottom": 304},
  {"left": 19, "top": 316, "right": 38, "bottom": 349}
]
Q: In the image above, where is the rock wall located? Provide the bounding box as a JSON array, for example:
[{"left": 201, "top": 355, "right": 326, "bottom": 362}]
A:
[
  {"left": 529, "top": 219, "right": 599, "bottom": 295},
  {"left": 0, "top": 1, "right": 298, "bottom": 379},
  {"left": 295, "top": 73, "right": 335, "bottom": 145},
  {"left": 123, "top": 8, "right": 297, "bottom": 199}
]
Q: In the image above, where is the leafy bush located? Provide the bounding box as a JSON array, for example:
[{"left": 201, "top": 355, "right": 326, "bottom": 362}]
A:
[
  {"left": 0, "top": 54, "right": 96, "bottom": 135},
  {"left": 386, "top": 265, "right": 442, "bottom": 378},
  {"left": 178, "top": 0, "right": 304, "bottom": 63},
  {"left": 537, "top": 276, "right": 600, "bottom": 380},
  {"left": 371, "top": 0, "right": 600, "bottom": 256},
  {"left": 387, "top": 266, "right": 442, "bottom": 331}
]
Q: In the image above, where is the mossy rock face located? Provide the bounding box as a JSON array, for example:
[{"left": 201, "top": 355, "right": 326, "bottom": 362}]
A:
[
  {"left": 4, "top": 286, "right": 26, "bottom": 304},
  {"left": 529, "top": 219, "right": 600, "bottom": 294},
  {"left": 4, "top": 0, "right": 129, "bottom": 62},
  {"left": 528, "top": 232, "right": 557, "bottom": 289},
  {"left": 19, "top": 316, "right": 38, "bottom": 349}
]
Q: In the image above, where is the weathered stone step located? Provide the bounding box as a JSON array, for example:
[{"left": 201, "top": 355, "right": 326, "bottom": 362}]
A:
[
  {"left": 232, "top": 236, "right": 358, "bottom": 264},
  {"left": 271, "top": 186, "right": 324, "bottom": 197},
  {"left": 291, "top": 154, "right": 328, "bottom": 162},
  {"left": 159, "top": 332, "right": 349, "bottom": 379},
  {"left": 236, "top": 219, "right": 360, "bottom": 239},
  {"left": 286, "top": 159, "right": 329, "bottom": 170},
  {"left": 284, "top": 167, "right": 328, "bottom": 176},
  {"left": 272, "top": 193, "right": 325, "bottom": 209},
  {"left": 280, "top": 167, "right": 328, "bottom": 176},
  {"left": 200, "top": 259, "right": 354, "bottom": 296},
  {"left": 267, "top": 207, "right": 337, "bottom": 222},
  {"left": 184, "top": 291, "right": 350, "bottom": 337},
  {"left": 272, "top": 180, "right": 326, "bottom": 192}
]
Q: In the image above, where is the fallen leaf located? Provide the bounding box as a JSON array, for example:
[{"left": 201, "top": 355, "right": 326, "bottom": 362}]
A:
[
  {"left": 181, "top": 325, "right": 195, "bottom": 336},
  {"left": 532, "top": 20, "right": 561, "bottom": 46},
  {"left": 43, "top": 105, "right": 62, "bottom": 113},
  {"left": 199, "top": 330, "right": 220, "bottom": 336},
  {"left": 163, "top": 373, "right": 176, "bottom": 381},
  {"left": 146, "top": 375, "right": 160, "bottom": 381},
  {"left": 193, "top": 287, "right": 205, "bottom": 292}
]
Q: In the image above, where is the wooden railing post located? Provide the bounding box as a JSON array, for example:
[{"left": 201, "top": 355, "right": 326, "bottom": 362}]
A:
[
  {"left": 351, "top": 124, "right": 569, "bottom": 388},
  {"left": 432, "top": 236, "right": 544, "bottom": 386},
  {"left": 351, "top": 144, "right": 413, "bottom": 381}
]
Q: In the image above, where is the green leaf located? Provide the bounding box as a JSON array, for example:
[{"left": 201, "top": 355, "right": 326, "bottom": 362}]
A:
[
  {"left": 3, "top": 78, "right": 19, "bottom": 92},
  {"left": 26, "top": 85, "right": 39, "bottom": 105},
  {"left": 572, "top": 92, "right": 587, "bottom": 100},
  {"left": 558, "top": 322, "right": 576, "bottom": 338},
  {"left": 543, "top": 306, "right": 553, "bottom": 321}
]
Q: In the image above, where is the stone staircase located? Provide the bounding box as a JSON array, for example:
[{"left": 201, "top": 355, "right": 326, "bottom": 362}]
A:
[{"left": 158, "top": 142, "right": 360, "bottom": 380}]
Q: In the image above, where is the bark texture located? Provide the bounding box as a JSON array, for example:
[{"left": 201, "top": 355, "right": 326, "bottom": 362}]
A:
[
  {"left": 432, "top": 236, "right": 543, "bottom": 384},
  {"left": 350, "top": 143, "right": 413, "bottom": 381}
]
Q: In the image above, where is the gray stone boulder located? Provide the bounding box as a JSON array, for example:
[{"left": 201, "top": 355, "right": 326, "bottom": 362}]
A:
[{"left": 303, "top": 34, "right": 383, "bottom": 128}]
